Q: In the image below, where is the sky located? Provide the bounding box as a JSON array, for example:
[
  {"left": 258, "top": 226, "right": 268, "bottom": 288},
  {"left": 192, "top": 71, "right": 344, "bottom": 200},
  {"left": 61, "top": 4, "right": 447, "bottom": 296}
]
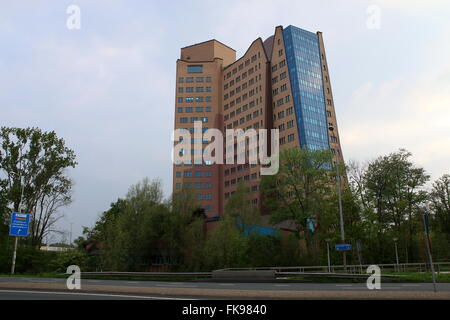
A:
[{"left": 1, "top": 0, "right": 449, "bottom": 242}]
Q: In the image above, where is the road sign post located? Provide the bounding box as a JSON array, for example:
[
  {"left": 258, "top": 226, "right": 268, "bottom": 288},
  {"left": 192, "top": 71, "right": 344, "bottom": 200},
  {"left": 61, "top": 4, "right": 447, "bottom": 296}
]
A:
[
  {"left": 335, "top": 244, "right": 352, "bottom": 251},
  {"left": 9, "top": 212, "right": 31, "bottom": 275},
  {"left": 422, "top": 212, "right": 437, "bottom": 292}
]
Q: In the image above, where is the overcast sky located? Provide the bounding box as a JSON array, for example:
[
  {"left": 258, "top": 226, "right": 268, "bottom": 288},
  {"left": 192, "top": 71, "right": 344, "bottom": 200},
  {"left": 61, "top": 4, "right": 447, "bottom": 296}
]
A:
[{"left": 1, "top": 0, "right": 449, "bottom": 242}]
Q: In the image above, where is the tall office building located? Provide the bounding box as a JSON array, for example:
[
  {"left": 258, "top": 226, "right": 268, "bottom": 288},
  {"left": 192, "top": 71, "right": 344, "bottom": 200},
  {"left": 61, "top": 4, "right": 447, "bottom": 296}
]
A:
[{"left": 173, "top": 25, "right": 344, "bottom": 225}]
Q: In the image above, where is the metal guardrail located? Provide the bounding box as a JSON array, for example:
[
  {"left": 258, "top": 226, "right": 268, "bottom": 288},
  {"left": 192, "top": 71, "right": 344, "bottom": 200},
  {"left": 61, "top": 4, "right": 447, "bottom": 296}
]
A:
[
  {"left": 75, "top": 262, "right": 450, "bottom": 280},
  {"left": 221, "top": 262, "right": 450, "bottom": 274},
  {"left": 276, "top": 272, "right": 400, "bottom": 278},
  {"left": 80, "top": 271, "right": 211, "bottom": 277}
]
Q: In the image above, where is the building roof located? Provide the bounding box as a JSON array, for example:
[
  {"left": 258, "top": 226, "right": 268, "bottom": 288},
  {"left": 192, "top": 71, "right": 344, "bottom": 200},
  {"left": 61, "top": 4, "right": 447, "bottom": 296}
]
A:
[{"left": 181, "top": 39, "right": 236, "bottom": 52}]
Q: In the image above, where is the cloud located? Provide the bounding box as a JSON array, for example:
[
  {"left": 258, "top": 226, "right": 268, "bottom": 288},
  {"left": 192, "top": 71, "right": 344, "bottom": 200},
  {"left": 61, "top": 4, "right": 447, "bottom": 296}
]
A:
[{"left": 341, "top": 60, "right": 450, "bottom": 181}]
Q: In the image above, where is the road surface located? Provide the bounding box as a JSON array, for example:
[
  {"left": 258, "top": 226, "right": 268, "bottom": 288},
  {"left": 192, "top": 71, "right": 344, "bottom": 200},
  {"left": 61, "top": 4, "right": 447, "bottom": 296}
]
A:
[{"left": 0, "top": 277, "right": 449, "bottom": 299}]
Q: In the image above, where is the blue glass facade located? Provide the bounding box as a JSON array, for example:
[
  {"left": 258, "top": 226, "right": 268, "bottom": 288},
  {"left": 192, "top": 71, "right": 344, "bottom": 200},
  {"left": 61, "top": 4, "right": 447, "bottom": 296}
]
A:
[{"left": 283, "top": 25, "right": 330, "bottom": 151}]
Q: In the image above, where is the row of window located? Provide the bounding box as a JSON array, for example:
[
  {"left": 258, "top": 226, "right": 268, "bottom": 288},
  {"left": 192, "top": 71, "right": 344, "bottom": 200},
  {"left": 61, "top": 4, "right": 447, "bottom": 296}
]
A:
[
  {"left": 179, "top": 117, "right": 209, "bottom": 123},
  {"left": 224, "top": 52, "right": 261, "bottom": 80},
  {"left": 224, "top": 76, "right": 262, "bottom": 100},
  {"left": 271, "top": 71, "right": 287, "bottom": 84},
  {"left": 225, "top": 172, "right": 260, "bottom": 187},
  {"left": 274, "top": 106, "right": 294, "bottom": 121},
  {"left": 273, "top": 95, "right": 291, "bottom": 110},
  {"left": 178, "top": 87, "right": 212, "bottom": 93},
  {"left": 196, "top": 193, "right": 212, "bottom": 200},
  {"left": 225, "top": 190, "right": 258, "bottom": 199},
  {"left": 177, "top": 171, "right": 212, "bottom": 178},
  {"left": 178, "top": 76, "right": 211, "bottom": 83},
  {"left": 178, "top": 127, "right": 209, "bottom": 134},
  {"left": 225, "top": 119, "right": 263, "bottom": 131},
  {"left": 331, "top": 148, "right": 341, "bottom": 156},
  {"left": 271, "top": 59, "right": 286, "bottom": 73},
  {"left": 177, "top": 106, "right": 212, "bottom": 113},
  {"left": 174, "top": 160, "right": 213, "bottom": 166},
  {"left": 187, "top": 65, "right": 203, "bottom": 73},
  {"left": 279, "top": 133, "right": 296, "bottom": 145},
  {"left": 224, "top": 110, "right": 263, "bottom": 129},
  {"left": 224, "top": 65, "right": 262, "bottom": 90},
  {"left": 224, "top": 163, "right": 258, "bottom": 176},
  {"left": 177, "top": 96, "right": 212, "bottom": 103},
  {"left": 278, "top": 120, "right": 295, "bottom": 132},
  {"left": 175, "top": 182, "right": 212, "bottom": 190}
]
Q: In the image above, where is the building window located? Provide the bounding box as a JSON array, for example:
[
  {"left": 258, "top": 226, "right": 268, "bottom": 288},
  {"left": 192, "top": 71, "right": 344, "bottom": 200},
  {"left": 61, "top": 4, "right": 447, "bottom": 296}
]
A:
[
  {"left": 180, "top": 117, "right": 188, "bottom": 123},
  {"left": 288, "top": 134, "right": 295, "bottom": 142},
  {"left": 185, "top": 107, "right": 193, "bottom": 113},
  {"left": 178, "top": 77, "right": 184, "bottom": 83},
  {"left": 196, "top": 77, "right": 204, "bottom": 82},
  {"left": 286, "top": 107, "right": 293, "bottom": 115},
  {"left": 186, "top": 77, "right": 194, "bottom": 83},
  {"left": 205, "top": 96, "right": 212, "bottom": 102},
  {"left": 177, "top": 107, "right": 183, "bottom": 113},
  {"left": 278, "top": 49, "right": 283, "bottom": 56},
  {"left": 186, "top": 97, "right": 194, "bottom": 103},
  {"left": 187, "top": 65, "right": 203, "bottom": 73}
]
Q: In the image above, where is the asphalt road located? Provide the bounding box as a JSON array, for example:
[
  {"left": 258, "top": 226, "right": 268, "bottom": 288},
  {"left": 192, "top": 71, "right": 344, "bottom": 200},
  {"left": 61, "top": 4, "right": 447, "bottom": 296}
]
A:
[
  {"left": 0, "top": 277, "right": 449, "bottom": 299},
  {"left": 0, "top": 289, "right": 192, "bottom": 300},
  {"left": 0, "top": 277, "right": 448, "bottom": 291}
]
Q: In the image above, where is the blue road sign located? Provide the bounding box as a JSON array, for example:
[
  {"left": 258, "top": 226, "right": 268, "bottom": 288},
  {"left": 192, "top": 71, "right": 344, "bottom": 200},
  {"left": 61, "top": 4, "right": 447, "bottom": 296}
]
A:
[
  {"left": 9, "top": 212, "right": 31, "bottom": 237},
  {"left": 335, "top": 244, "right": 352, "bottom": 251}
]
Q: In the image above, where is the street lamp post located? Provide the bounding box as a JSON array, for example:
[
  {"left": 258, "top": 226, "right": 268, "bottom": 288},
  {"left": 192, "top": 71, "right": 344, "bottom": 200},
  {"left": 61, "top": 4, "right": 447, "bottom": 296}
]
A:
[
  {"left": 325, "top": 238, "right": 331, "bottom": 273},
  {"left": 393, "top": 237, "right": 399, "bottom": 272},
  {"left": 328, "top": 125, "right": 346, "bottom": 270},
  {"left": 11, "top": 148, "right": 26, "bottom": 275}
]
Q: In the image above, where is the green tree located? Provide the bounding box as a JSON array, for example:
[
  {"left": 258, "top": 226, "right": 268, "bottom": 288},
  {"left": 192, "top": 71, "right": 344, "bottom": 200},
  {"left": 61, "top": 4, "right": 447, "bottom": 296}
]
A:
[
  {"left": 202, "top": 215, "right": 248, "bottom": 269},
  {"left": 261, "top": 147, "right": 335, "bottom": 259},
  {"left": 0, "top": 127, "right": 77, "bottom": 247},
  {"left": 363, "top": 149, "right": 429, "bottom": 262},
  {"left": 224, "top": 181, "right": 260, "bottom": 232},
  {"left": 430, "top": 174, "right": 450, "bottom": 236}
]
